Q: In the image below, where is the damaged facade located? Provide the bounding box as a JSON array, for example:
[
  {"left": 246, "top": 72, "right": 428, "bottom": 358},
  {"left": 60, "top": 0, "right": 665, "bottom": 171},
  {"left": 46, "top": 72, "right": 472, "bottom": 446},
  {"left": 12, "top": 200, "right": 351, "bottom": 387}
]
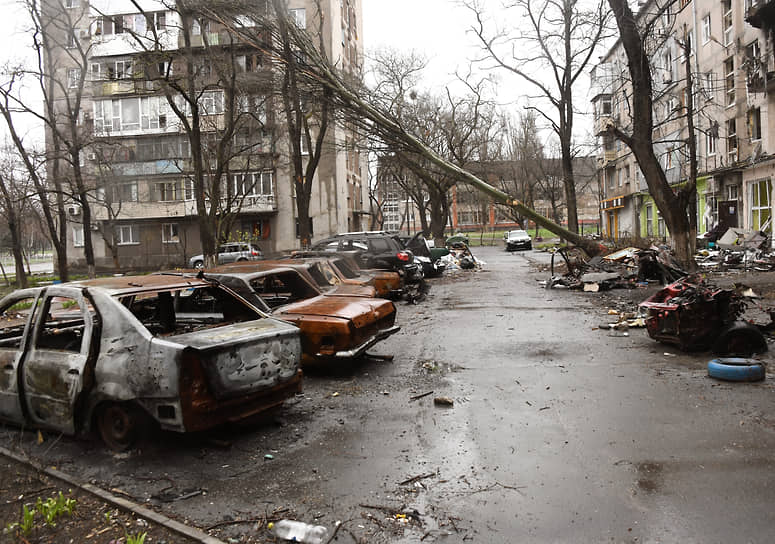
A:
[
  {"left": 591, "top": 0, "right": 775, "bottom": 245},
  {"left": 44, "top": 0, "right": 367, "bottom": 271}
]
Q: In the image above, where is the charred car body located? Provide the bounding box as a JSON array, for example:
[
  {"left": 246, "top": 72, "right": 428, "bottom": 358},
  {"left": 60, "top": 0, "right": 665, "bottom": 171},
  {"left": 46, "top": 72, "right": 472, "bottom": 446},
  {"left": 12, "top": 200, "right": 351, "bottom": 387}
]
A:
[
  {"left": 639, "top": 275, "right": 767, "bottom": 356},
  {"left": 221, "top": 259, "right": 378, "bottom": 298},
  {"left": 290, "top": 251, "right": 404, "bottom": 299},
  {"left": 0, "top": 276, "right": 302, "bottom": 450},
  {"left": 201, "top": 267, "right": 399, "bottom": 364}
]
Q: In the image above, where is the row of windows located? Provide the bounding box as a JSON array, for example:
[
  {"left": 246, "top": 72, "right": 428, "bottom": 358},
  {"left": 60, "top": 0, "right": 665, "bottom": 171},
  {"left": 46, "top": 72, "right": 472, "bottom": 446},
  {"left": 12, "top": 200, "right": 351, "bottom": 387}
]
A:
[
  {"left": 93, "top": 92, "right": 267, "bottom": 134},
  {"left": 98, "top": 171, "right": 275, "bottom": 204},
  {"left": 73, "top": 223, "right": 178, "bottom": 247}
]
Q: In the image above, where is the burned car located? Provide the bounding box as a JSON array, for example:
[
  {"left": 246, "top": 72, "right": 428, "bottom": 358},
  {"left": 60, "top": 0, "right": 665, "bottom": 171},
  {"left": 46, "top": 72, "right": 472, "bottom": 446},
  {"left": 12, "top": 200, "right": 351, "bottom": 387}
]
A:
[
  {"left": 203, "top": 267, "right": 399, "bottom": 365},
  {"left": 0, "top": 276, "right": 302, "bottom": 451},
  {"left": 290, "top": 251, "right": 404, "bottom": 299},
  {"left": 639, "top": 275, "right": 767, "bottom": 355},
  {"left": 221, "top": 259, "right": 378, "bottom": 298}
]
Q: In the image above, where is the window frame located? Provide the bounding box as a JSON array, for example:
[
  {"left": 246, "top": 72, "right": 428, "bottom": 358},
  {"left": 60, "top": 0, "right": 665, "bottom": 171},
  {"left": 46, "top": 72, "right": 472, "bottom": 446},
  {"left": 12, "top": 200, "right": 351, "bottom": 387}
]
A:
[{"left": 116, "top": 224, "right": 140, "bottom": 245}]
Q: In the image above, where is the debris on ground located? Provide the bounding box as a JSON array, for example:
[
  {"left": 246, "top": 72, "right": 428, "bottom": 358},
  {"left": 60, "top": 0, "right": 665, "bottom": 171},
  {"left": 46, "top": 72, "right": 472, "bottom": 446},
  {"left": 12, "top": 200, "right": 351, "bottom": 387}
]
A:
[
  {"left": 638, "top": 274, "right": 769, "bottom": 355},
  {"left": 542, "top": 246, "right": 685, "bottom": 290},
  {"left": 696, "top": 227, "right": 771, "bottom": 271},
  {"left": 433, "top": 396, "right": 454, "bottom": 407},
  {"left": 441, "top": 244, "right": 485, "bottom": 272}
]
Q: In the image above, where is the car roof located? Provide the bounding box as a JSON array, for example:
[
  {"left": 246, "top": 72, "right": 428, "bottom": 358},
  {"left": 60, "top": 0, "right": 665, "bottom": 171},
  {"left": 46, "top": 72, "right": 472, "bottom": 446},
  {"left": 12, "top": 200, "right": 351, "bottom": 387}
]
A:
[{"left": 72, "top": 274, "right": 214, "bottom": 296}]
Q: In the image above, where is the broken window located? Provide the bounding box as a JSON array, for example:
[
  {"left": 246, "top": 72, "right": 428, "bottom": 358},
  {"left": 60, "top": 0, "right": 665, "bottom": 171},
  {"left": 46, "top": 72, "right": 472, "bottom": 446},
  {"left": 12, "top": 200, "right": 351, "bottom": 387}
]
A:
[
  {"left": 750, "top": 178, "right": 772, "bottom": 231},
  {"left": 123, "top": 285, "right": 261, "bottom": 336},
  {"left": 36, "top": 297, "right": 92, "bottom": 353},
  {"left": 249, "top": 272, "right": 319, "bottom": 309}
]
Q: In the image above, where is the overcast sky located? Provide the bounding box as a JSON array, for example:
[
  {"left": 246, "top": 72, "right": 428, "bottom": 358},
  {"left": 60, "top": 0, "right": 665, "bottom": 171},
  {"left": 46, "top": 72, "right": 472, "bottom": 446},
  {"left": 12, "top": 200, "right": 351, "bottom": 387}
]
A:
[
  {"left": 0, "top": 0, "right": 597, "bottom": 143},
  {"left": 362, "top": 0, "right": 479, "bottom": 90}
]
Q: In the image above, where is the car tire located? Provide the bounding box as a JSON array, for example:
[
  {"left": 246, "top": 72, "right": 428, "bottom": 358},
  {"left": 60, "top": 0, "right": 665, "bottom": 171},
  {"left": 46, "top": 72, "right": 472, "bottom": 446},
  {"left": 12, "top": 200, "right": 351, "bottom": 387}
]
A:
[
  {"left": 96, "top": 402, "right": 151, "bottom": 452},
  {"left": 707, "top": 358, "right": 766, "bottom": 382},
  {"left": 193, "top": 260, "right": 204, "bottom": 269},
  {"left": 712, "top": 322, "right": 768, "bottom": 357}
]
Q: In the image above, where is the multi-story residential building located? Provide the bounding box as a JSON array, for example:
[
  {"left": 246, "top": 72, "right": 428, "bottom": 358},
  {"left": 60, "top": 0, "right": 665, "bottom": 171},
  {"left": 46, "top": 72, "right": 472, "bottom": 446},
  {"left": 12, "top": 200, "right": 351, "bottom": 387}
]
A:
[
  {"left": 591, "top": 0, "right": 775, "bottom": 244},
  {"left": 46, "top": 0, "right": 366, "bottom": 271}
]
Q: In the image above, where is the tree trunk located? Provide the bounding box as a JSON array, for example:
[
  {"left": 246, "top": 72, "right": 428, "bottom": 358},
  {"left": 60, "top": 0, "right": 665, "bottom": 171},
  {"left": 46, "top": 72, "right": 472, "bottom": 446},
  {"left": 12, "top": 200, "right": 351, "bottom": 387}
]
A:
[{"left": 606, "top": 0, "right": 697, "bottom": 268}]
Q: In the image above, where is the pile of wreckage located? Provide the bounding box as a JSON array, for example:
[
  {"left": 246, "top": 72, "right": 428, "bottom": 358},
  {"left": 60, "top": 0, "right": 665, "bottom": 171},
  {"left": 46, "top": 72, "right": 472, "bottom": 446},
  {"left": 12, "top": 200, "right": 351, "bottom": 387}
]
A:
[
  {"left": 696, "top": 226, "right": 775, "bottom": 271},
  {"left": 543, "top": 245, "right": 686, "bottom": 291},
  {"left": 439, "top": 244, "right": 485, "bottom": 272},
  {"left": 543, "top": 242, "right": 774, "bottom": 357}
]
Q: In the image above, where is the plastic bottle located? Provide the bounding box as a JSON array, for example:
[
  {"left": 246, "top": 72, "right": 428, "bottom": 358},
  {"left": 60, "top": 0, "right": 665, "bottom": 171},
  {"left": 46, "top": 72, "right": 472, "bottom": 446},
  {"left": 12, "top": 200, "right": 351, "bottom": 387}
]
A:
[{"left": 268, "top": 520, "right": 329, "bottom": 543}]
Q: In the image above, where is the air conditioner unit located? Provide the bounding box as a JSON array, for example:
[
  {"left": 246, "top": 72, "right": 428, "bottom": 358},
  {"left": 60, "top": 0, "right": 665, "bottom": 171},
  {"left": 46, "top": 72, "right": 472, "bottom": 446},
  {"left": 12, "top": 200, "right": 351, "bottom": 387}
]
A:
[
  {"left": 663, "top": 73, "right": 673, "bottom": 84},
  {"left": 67, "top": 205, "right": 81, "bottom": 216},
  {"left": 86, "top": 152, "right": 96, "bottom": 161}
]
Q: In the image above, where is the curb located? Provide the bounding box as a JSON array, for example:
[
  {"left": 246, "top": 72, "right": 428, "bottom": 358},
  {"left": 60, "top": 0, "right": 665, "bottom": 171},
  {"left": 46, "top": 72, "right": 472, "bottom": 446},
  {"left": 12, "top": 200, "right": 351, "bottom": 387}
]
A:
[{"left": 0, "top": 447, "right": 227, "bottom": 544}]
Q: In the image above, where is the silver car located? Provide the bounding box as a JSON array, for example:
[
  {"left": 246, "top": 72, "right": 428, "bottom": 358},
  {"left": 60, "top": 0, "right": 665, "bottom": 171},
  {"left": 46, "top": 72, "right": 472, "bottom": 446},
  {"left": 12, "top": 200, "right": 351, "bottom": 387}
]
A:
[
  {"left": 189, "top": 242, "right": 263, "bottom": 269},
  {"left": 0, "top": 275, "right": 301, "bottom": 450}
]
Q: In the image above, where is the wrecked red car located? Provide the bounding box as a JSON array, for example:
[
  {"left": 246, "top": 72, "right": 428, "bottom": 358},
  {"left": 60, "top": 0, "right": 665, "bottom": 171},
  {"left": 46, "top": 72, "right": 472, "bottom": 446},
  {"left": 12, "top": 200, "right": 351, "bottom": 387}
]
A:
[
  {"left": 638, "top": 275, "right": 767, "bottom": 355},
  {"left": 0, "top": 276, "right": 302, "bottom": 450}
]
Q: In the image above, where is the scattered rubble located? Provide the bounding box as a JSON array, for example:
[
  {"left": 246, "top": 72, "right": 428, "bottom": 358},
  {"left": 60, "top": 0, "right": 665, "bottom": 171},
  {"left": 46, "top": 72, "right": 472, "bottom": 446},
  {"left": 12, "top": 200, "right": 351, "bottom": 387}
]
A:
[{"left": 543, "top": 246, "right": 685, "bottom": 290}]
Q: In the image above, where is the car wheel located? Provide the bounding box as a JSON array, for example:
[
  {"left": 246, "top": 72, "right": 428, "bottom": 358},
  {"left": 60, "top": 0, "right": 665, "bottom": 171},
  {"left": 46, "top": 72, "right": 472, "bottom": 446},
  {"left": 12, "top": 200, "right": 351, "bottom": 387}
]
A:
[
  {"left": 712, "top": 322, "right": 767, "bottom": 357},
  {"left": 193, "top": 260, "right": 204, "bottom": 269},
  {"left": 527, "top": 243, "right": 533, "bottom": 250},
  {"left": 96, "top": 402, "right": 150, "bottom": 452},
  {"left": 707, "top": 358, "right": 766, "bottom": 382}
]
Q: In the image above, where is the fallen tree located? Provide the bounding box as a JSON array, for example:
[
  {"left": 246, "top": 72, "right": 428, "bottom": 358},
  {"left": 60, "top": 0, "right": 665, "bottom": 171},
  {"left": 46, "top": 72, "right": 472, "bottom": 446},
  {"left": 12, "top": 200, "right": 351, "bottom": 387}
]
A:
[{"left": 207, "top": 1, "right": 605, "bottom": 256}]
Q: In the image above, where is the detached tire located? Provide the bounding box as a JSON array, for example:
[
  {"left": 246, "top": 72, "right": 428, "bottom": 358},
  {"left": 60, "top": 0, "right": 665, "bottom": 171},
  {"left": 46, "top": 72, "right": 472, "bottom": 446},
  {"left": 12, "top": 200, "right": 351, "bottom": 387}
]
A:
[
  {"left": 712, "top": 322, "right": 768, "bottom": 357},
  {"left": 708, "top": 358, "right": 765, "bottom": 382},
  {"left": 96, "top": 402, "right": 150, "bottom": 452}
]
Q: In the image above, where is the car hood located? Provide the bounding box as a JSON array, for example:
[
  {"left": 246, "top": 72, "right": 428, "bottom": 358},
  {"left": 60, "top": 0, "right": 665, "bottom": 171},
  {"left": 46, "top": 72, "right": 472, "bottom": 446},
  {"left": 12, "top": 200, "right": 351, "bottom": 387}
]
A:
[
  {"left": 326, "top": 284, "right": 377, "bottom": 297},
  {"left": 274, "top": 295, "right": 395, "bottom": 328},
  {"left": 508, "top": 234, "right": 531, "bottom": 241}
]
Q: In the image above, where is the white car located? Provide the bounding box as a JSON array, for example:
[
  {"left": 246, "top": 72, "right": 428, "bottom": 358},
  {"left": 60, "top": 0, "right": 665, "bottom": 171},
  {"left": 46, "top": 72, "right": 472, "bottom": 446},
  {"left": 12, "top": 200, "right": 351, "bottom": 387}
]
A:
[{"left": 505, "top": 230, "right": 533, "bottom": 251}]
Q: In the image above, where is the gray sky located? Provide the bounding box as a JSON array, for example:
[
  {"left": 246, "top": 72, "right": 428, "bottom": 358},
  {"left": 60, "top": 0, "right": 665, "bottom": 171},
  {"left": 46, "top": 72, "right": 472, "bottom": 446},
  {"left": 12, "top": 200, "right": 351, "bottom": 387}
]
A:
[{"left": 362, "top": 0, "right": 479, "bottom": 89}]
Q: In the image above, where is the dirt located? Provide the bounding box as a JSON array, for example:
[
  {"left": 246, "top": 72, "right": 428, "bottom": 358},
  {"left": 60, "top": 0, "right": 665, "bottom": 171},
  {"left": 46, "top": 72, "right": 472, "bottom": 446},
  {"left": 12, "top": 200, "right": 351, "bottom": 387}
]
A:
[{"left": 0, "top": 454, "right": 202, "bottom": 544}]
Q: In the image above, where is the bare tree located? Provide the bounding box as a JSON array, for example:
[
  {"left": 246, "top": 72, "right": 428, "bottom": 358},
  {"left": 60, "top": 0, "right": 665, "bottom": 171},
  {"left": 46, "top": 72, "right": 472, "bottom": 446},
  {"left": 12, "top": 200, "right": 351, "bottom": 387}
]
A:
[
  {"left": 465, "top": 0, "right": 610, "bottom": 234},
  {"left": 0, "top": 144, "right": 37, "bottom": 287},
  {"left": 603, "top": 0, "right": 699, "bottom": 267}
]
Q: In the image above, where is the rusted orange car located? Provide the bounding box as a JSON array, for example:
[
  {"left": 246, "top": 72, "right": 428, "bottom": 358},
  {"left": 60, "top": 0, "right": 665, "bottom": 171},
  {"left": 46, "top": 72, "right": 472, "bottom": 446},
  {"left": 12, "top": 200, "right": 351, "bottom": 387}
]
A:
[
  {"left": 217, "top": 259, "right": 378, "bottom": 298},
  {"left": 290, "top": 251, "right": 404, "bottom": 299},
  {"left": 203, "top": 266, "right": 399, "bottom": 364}
]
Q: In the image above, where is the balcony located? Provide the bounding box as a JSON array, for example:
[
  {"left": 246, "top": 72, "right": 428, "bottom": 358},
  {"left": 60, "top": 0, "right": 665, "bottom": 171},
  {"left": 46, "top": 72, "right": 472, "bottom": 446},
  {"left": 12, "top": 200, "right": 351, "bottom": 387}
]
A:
[
  {"left": 111, "top": 160, "right": 185, "bottom": 177},
  {"left": 184, "top": 194, "right": 277, "bottom": 216},
  {"left": 746, "top": 1, "right": 775, "bottom": 29},
  {"left": 595, "top": 115, "right": 618, "bottom": 136}
]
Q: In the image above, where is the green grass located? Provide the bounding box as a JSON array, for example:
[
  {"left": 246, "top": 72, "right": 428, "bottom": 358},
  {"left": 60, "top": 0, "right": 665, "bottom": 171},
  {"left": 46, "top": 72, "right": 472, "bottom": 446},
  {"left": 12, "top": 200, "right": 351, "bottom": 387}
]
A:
[{"left": 461, "top": 226, "right": 600, "bottom": 247}]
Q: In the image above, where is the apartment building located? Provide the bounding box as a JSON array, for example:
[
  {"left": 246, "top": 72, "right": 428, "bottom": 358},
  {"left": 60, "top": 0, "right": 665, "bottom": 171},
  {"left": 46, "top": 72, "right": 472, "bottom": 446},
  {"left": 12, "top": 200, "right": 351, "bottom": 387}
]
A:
[
  {"left": 46, "top": 0, "right": 367, "bottom": 271},
  {"left": 591, "top": 0, "right": 775, "bottom": 243}
]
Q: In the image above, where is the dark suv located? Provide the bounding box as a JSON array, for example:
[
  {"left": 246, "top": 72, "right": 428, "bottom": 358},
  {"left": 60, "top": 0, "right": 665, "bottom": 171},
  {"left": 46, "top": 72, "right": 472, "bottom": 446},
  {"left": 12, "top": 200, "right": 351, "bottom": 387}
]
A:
[{"left": 311, "top": 232, "right": 424, "bottom": 283}]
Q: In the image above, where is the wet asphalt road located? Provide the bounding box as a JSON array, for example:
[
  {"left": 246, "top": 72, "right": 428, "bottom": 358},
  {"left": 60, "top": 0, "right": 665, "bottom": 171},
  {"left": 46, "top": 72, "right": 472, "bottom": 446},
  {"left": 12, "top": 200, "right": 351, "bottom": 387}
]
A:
[{"left": 4, "top": 245, "right": 775, "bottom": 543}]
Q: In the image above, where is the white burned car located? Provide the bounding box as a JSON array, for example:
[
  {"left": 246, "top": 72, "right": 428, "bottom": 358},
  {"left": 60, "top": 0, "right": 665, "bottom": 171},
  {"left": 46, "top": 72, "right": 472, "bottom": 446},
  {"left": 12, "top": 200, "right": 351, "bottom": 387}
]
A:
[{"left": 0, "top": 275, "right": 302, "bottom": 450}]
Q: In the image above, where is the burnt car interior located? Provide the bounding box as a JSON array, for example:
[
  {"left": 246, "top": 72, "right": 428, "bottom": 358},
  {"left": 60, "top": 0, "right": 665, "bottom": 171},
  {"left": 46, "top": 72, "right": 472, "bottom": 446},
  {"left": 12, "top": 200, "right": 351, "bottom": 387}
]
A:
[
  {"left": 0, "top": 296, "right": 93, "bottom": 353},
  {"left": 248, "top": 271, "right": 319, "bottom": 309},
  {"left": 120, "top": 286, "right": 261, "bottom": 336}
]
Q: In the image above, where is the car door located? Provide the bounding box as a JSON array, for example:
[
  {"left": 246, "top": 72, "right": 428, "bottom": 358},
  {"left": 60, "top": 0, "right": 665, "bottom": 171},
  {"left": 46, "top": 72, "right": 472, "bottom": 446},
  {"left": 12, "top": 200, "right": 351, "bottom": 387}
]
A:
[
  {"left": 19, "top": 287, "right": 95, "bottom": 434},
  {"left": 218, "top": 244, "right": 236, "bottom": 264},
  {"left": 0, "top": 291, "right": 42, "bottom": 424}
]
